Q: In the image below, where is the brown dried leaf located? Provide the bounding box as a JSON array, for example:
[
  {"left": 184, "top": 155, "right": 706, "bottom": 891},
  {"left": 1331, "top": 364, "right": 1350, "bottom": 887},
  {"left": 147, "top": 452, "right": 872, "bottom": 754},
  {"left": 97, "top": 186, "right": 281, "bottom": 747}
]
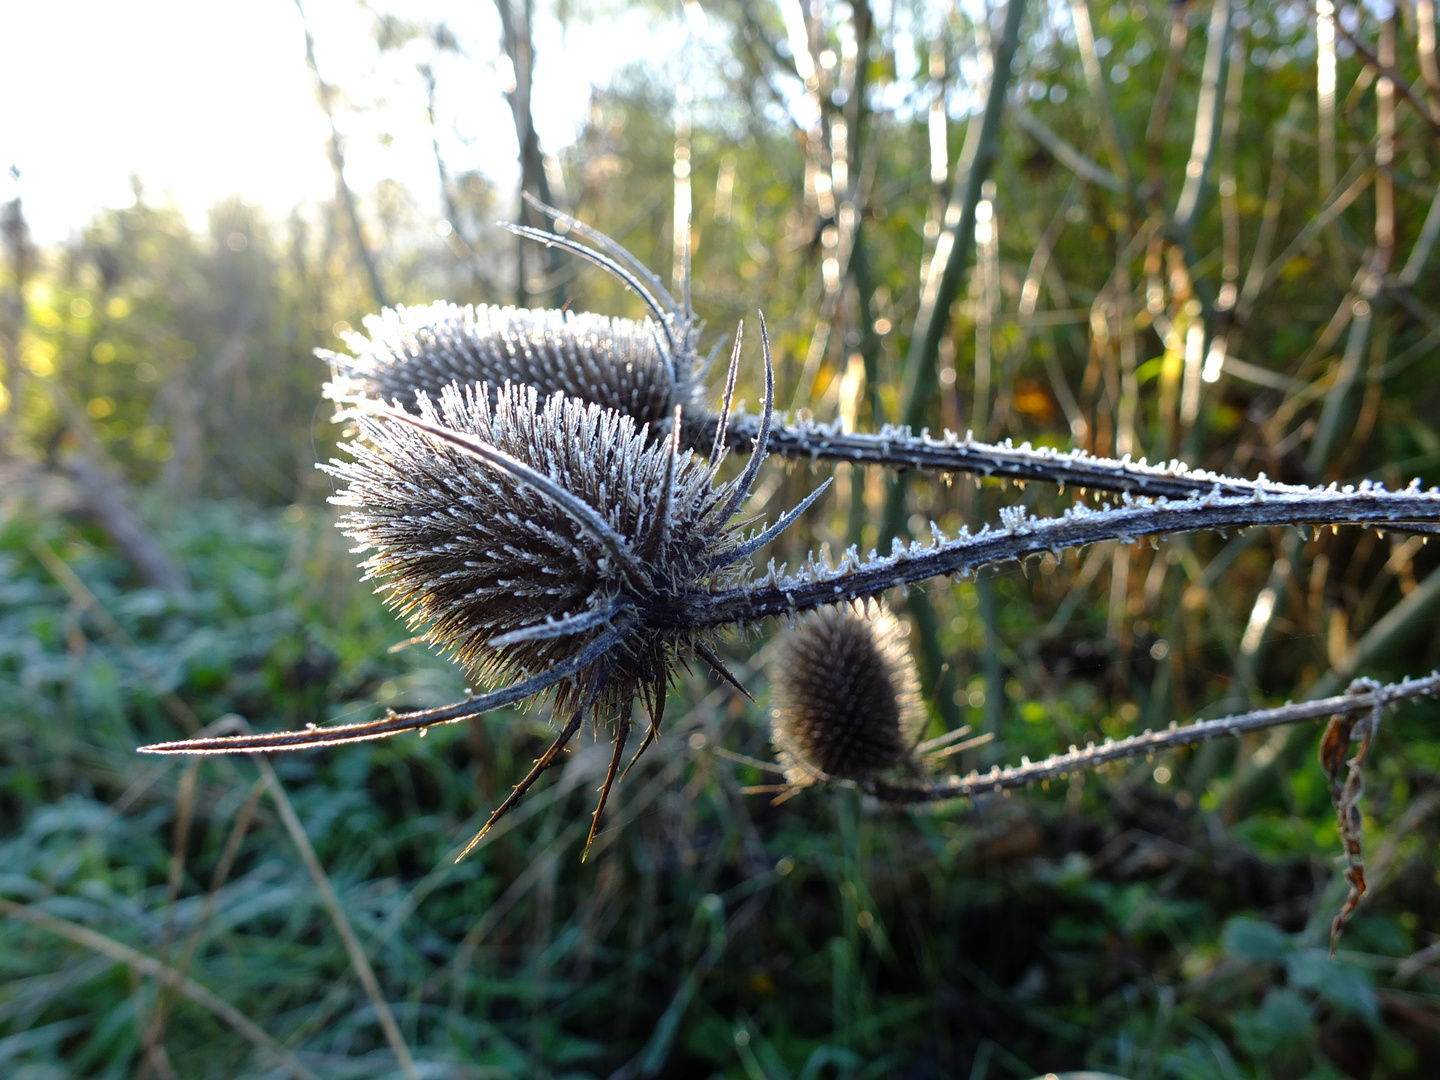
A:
[{"left": 1322, "top": 679, "right": 1383, "bottom": 955}]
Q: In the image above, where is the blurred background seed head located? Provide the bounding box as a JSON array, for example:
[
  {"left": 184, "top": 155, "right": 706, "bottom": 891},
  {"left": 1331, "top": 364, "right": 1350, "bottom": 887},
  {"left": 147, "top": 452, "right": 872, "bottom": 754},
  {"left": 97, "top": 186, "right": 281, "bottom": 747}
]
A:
[{"left": 770, "top": 600, "right": 925, "bottom": 784}]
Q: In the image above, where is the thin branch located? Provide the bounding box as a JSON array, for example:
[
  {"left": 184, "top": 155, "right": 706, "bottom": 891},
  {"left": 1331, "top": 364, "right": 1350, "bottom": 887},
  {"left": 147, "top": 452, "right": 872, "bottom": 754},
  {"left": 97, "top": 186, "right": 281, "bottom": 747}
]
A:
[
  {"left": 710, "top": 413, "right": 1440, "bottom": 535},
  {"left": 1330, "top": 5, "right": 1440, "bottom": 135},
  {"left": 293, "top": 0, "right": 388, "bottom": 310},
  {"left": 1250, "top": 155, "right": 1375, "bottom": 303},
  {"left": 1145, "top": 9, "right": 1189, "bottom": 209},
  {"left": 1419, "top": 0, "right": 1440, "bottom": 109},
  {"left": 861, "top": 673, "right": 1440, "bottom": 802},
  {"left": 1398, "top": 181, "right": 1440, "bottom": 285},
  {"left": 691, "top": 485, "right": 1440, "bottom": 628},
  {"left": 1069, "top": 0, "right": 1132, "bottom": 184},
  {"left": 493, "top": 0, "right": 564, "bottom": 307},
  {"left": 1173, "top": 0, "right": 1232, "bottom": 235},
  {"left": 1014, "top": 108, "right": 1127, "bottom": 193},
  {"left": 1235, "top": 96, "right": 1304, "bottom": 323}
]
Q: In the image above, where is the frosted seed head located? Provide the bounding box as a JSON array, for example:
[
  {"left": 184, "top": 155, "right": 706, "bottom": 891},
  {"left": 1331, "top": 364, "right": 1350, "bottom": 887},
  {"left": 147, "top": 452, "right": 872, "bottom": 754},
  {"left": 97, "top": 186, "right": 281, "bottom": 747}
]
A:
[
  {"left": 769, "top": 601, "right": 925, "bottom": 785},
  {"left": 324, "top": 381, "right": 751, "bottom": 724},
  {"left": 326, "top": 301, "right": 700, "bottom": 441}
]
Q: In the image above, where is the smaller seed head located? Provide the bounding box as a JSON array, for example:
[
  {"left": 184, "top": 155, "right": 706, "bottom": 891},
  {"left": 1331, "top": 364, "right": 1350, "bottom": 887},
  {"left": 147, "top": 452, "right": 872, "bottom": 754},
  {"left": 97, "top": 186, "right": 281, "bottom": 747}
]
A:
[{"left": 769, "top": 601, "right": 925, "bottom": 784}]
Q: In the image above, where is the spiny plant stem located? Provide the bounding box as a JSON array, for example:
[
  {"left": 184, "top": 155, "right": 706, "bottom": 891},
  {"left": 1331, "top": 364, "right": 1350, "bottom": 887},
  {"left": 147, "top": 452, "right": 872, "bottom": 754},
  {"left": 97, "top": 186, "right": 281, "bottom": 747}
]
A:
[
  {"left": 691, "top": 486, "right": 1440, "bottom": 628},
  {"left": 714, "top": 412, "right": 1440, "bottom": 535},
  {"left": 883, "top": 0, "right": 1029, "bottom": 548},
  {"left": 862, "top": 673, "right": 1440, "bottom": 803}
]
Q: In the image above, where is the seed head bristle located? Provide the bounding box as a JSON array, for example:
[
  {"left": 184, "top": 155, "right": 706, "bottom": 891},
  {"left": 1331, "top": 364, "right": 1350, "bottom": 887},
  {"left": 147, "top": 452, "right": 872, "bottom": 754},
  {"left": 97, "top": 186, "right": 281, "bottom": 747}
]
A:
[
  {"left": 770, "top": 601, "right": 925, "bottom": 785},
  {"left": 325, "top": 379, "right": 760, "bottom": 727},
  {"left": 325, "top": 302, "right": 695, "bottom": 438}
]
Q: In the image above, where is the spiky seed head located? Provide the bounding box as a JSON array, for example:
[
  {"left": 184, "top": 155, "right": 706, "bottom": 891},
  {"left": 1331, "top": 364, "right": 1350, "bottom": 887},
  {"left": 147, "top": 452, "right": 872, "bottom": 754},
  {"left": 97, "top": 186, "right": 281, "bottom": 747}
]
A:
[
  {"left": 325, "top": 302, "right": 695, "bottom": 438},
  {"left": 769, "top": 601, "right": 925, "bottom": 784},
  {"left": 324, "top": 381, "right": 753, "bottom": 724}
]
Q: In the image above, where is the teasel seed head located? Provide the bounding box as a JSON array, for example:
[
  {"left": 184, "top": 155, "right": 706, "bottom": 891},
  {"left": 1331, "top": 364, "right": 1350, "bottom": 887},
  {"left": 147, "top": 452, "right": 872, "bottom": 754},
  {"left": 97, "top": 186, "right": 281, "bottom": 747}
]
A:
[
  {"left": 320, "top": 316, "right": 790, "bottom": 857},
  {"left": 147, "top": 315, "right": 838, "bottom": 858},
  {"left": 325, "top": 302, "right": 697, "bottom": 439},
  {"left": 769, "top": 601, "right": 926, "bottom": 786},
  {"left": 326, "top": 378, "right": 753, "bottom": 724}
]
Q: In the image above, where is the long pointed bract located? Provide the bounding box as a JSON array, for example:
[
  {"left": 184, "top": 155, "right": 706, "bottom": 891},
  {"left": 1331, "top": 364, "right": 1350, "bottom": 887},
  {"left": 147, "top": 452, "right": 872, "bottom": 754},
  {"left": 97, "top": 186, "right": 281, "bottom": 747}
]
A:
[
  {"left": 584, "top": 715, "right": 631, "bottom": 860},
  {"left": 620, "top": 682, "right": 665, "bottom": 784},
  {"left": 643, "top": 405, "right": 683, "bottom": 561},
  {"left": 487, "top": 601, "right": 626, "bottom": 647},
  {"left": 140, "top": 619, "right": 635, "bottom": 754},
  {"left": 520, "top": 192, "right": 680, "bottom": 315},
  {"left": 502, "top": 223, "right": 678, "bottom": 358},
  {"left": 709, "top": 325, "right": 744, "bottom": 468},
  {"left": 695, "top": 640, "right": 753, "bottom": 701},
  {"left": 713, "top": 314, "right": 774, "bottom": 527},
  {"left": 455, "top": 681, "right": 597, "bottom": 863},
  {"left": 716, "top": 478, "right": 834, "bottom": 569}
]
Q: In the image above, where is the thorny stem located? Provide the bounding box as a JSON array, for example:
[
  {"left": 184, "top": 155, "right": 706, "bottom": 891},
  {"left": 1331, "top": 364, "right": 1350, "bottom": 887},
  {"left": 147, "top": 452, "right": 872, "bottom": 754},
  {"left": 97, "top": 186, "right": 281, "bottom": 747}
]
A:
[
  {"left": 496, "top": 189, "right": 1440, "bottom": 543},
  {"left": 861, "top": 673, "right": 1440, "bottom": 803},
  {"left": 708, "top": 413, "right": 1440, "bottom": 536},
  {"left": 689, "top": 486, "right": 1440, "bottom": 629},
  {"left": 882, "top": 0, "right": 1026, "bottom": 547}
]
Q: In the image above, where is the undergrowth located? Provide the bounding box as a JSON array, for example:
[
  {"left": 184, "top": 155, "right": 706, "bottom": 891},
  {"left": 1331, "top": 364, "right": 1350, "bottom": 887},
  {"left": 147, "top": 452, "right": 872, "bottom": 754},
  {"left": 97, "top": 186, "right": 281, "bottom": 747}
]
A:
[{"left": 3, "top": 499, "right": 1438, "bottom": 1079}]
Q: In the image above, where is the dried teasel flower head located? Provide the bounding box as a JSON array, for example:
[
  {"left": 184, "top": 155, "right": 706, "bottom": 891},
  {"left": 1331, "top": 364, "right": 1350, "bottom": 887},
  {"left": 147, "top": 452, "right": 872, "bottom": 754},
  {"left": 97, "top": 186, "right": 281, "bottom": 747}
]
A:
[
  {"left": 324, "top": 302, "right": 699, "bottom": 439},
  {"left": 321, "top": 318, "right": 812, "bottom": 856},
  {"left": 325, "top": 201, "right": 711, "bottom": 443},
  {"left": 330, "top": 378, "right": 740, "bottom": 724},
  {"left": 769, "top": 600, "right": 926, "bottom": 787}
]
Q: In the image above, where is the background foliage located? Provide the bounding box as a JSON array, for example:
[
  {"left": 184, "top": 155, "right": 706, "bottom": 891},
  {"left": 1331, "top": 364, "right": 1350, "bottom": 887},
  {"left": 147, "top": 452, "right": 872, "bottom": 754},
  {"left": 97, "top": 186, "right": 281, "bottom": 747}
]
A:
[{"left": 3, "top": 0, "right": 1440, "bottom": 1076}]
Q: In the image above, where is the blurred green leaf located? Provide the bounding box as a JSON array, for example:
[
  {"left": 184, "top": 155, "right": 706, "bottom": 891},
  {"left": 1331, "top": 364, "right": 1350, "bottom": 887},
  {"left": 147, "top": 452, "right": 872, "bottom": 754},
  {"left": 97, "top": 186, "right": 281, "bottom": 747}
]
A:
[
  {"left": 1286, "top": 948, "right": 1380, "bottom": 1025},
  {"left": 1222, "top": 917, "right": 1290, "bottom": 963}
]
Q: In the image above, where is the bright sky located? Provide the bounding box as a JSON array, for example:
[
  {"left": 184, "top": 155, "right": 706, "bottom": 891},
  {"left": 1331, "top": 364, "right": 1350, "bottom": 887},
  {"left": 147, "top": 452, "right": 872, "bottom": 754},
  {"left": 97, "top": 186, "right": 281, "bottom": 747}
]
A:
[{"left": 1, "top": 0, "right": 683, "bottom": 242}]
